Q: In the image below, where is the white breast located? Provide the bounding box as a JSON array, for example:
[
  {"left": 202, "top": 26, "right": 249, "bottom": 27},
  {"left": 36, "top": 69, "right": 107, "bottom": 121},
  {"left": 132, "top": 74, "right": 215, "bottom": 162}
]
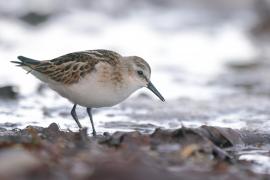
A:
[{"left": 48, "top": 64, "right": 140, "bottom": 108}]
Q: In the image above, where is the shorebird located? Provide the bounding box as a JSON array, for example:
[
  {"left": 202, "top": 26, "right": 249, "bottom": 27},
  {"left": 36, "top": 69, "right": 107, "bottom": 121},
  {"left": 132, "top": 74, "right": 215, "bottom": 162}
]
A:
[{"left": 11, "top": 49, "right": 165, "bottom": 136}]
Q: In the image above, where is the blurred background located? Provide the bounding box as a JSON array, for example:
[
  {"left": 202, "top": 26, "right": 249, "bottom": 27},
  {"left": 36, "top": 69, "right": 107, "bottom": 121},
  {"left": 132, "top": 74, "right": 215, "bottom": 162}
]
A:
[{"left": 1, "top": 0, "right": 270, "bottom": 134}]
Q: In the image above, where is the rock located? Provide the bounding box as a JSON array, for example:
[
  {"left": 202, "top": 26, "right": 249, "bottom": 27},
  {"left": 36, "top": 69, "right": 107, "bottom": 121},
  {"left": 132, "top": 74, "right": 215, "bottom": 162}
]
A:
[
  {"left": 70, "top": 162, "right": 94, "bottom": 179},
  {"left": 0, "top": 148, "right": 41, "bottom": 179},
  {"left": 0, "top": 124, "right": 268, "bottom": 179},
  {"left": 0, "top": 85, "right": 18, "bottom": 99},
  {"left": 19, "top": 12, "right": 51, "bottom": 26}
]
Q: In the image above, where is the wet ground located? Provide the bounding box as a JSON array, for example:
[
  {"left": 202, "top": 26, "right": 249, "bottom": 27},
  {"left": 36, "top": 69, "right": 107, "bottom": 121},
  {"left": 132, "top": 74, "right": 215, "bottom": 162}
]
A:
[
  {"left": 2, "top": 0, "right": 270, "bottom": 179},
  {"left": 2, "top": 58, "right": 270, "bottom": 179},
  {"left": 1, "top": 123, "right": 270, "bottom": 180}
]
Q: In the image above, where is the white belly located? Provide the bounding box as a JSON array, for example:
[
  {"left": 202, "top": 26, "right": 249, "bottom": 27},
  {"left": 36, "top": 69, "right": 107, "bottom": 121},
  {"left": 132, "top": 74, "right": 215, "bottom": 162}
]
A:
[{"left": 48, "top": 73, "right": 139, "bottom": 108}]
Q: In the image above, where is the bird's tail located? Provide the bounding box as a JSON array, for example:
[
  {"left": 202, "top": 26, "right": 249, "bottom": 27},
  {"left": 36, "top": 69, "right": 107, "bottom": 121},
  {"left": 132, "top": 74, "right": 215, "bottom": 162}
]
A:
[
  {"left": 11, "top": 56, "right": 40, "bottom": 66},
  {"left": 11, "top": 56, "right": 53, "bottom": 83},
  {"left": 11, "top": 56, "right": 41, "bottom": 73}
]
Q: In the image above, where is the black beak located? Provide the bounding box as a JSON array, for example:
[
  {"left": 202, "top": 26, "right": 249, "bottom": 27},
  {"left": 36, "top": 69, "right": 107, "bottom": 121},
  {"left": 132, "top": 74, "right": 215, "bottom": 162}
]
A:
[{"left": 147, "top": 81, "right": 165, "bottom": 102}]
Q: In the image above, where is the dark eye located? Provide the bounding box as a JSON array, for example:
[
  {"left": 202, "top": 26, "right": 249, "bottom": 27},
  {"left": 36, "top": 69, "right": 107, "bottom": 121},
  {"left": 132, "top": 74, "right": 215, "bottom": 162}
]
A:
[{"left": 137, "top": 70, "right": 143, "bottom": 76}]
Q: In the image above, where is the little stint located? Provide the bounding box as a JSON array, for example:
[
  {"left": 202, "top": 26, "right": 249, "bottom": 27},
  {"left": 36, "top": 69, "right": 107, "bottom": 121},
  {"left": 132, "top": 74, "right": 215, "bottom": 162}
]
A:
[{"left": 11, "top": 49, "right": 165, "bottom": 136}]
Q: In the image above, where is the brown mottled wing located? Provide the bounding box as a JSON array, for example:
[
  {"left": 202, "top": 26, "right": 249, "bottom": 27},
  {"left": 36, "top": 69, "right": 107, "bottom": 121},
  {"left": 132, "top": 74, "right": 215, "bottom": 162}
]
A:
[{"left": 30, "top": 50, "right": 121, "bottom": 84}]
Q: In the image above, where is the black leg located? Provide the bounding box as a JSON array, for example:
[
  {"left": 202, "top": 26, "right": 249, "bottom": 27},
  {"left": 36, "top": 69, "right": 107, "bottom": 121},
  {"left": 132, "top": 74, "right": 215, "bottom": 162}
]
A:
[
  {"left": 71, "top": 104, "right": 82, "bottom": 129},
  {"left": 86, "top": 107, "right": 96, "bottom": 136}
]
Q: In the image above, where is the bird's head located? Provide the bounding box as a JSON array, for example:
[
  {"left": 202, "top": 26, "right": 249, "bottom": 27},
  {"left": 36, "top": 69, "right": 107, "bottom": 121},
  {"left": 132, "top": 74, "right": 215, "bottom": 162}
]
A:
[{"left": 126, "top": 56, "right": 165, "bottom": 102}]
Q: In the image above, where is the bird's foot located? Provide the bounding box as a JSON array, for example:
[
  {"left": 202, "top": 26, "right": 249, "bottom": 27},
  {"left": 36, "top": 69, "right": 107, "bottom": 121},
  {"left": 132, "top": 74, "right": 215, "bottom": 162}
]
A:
[{"left": 92, "top": 130, "right": 97, "bottom": 137}]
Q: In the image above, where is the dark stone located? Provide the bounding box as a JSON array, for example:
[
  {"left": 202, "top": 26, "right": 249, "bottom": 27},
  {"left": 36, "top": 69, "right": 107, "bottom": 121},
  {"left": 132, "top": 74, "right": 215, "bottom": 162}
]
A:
[
  {"left": 19, "top": 12, "right": 51, "bottom": 26},
  {"left": 0, "top": 85, "right": 18, "bottom": 99}
]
